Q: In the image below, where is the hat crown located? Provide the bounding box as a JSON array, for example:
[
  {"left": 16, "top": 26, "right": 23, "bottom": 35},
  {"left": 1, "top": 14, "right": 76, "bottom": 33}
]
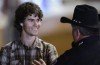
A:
[{"left": 72, "top": 4, "right": 99, "bottom": 27}]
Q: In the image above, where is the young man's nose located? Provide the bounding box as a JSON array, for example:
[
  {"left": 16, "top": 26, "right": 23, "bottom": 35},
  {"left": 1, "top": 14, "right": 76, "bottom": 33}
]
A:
[{"left": 33, "top": 20, "right": 39, "bottom": 26}]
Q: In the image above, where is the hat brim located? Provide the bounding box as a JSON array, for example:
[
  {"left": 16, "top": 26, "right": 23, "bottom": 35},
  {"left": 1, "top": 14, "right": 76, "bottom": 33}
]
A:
[
  {"left": 60, "top": 17, "right": 79, "bottom": 25},
  {"left": 60, "top": 17, "right": 72, "bottom": 23},
  {"left": 60, "top": 16, "right": 99, "bottom": 29}
]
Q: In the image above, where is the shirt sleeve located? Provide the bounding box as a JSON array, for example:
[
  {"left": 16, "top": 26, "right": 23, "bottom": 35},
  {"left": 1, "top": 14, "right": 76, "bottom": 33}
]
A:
[{"left": 47, "top": 44, "right": 58, "bottom": 65}]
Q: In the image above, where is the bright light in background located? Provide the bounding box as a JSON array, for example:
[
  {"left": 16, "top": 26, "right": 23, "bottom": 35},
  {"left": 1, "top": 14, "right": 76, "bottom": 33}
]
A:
[
  {"left": 19, "top": 0, "right": 62, "bottom": 17},
  {"left": 0, "top": 0, "right": 3, "bottom": 10},
  {"left": 20, "top": 0, "right": 44, "bottom": 13},
  {"left": 0, "top": 14, "right": 8, "bottom": 29},
  {"left": 20, "top": 0, "right": 42, "bottom": 6},
  {"left": 0, "top": 0, "right": 8, "bottom": 29}
]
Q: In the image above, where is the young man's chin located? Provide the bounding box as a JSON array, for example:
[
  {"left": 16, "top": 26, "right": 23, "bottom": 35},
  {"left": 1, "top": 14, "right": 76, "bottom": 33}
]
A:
[{"left": 29, "top": 33, "right": 38, "bottom": 36}]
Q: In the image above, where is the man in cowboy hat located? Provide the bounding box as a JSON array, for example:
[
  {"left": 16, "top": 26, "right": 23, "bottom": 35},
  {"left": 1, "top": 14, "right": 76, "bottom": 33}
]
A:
[{"left": 54, "top": 4, "right": 100, "bottom": 65}]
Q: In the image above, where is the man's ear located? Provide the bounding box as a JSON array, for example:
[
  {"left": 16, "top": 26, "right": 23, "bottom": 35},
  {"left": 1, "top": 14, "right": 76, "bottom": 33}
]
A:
[
  {"left": 74, "top": 29, "right": 81, "bottom": 42},
  {"left": 20, "top": 23, "right": 23, "bottom": 27}
]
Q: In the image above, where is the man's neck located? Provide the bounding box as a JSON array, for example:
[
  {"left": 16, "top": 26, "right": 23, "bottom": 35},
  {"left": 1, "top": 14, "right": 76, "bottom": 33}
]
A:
[{"left": 20, "top": 32, "right": 36, "bottom": 47}]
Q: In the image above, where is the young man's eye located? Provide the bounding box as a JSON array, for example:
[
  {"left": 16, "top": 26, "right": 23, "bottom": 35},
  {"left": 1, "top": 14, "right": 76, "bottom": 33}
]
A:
[
  {"left": 28, "top": 19, "right": 34, "bottom": 22},
  {"left": 38, "top": 19, "right": 42, "bottom": 22},
  {"left": 35, "top": 19, "right": 40, "bottom": 21},
  {"left": 37, "top": 19, "right": 39, "bottom": 21},
  {"left": 27, "top": 19, "right": 41, "bottom": 22}
]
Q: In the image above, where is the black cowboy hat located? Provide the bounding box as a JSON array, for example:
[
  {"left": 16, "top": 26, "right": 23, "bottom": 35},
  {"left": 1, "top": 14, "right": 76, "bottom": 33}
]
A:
[{"left": 60, "top": 4, "right": 100, "bottom": 29}]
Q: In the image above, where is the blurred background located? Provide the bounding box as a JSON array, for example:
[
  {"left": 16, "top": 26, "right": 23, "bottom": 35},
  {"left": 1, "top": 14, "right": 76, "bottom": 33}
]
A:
[{"left": 0, "top": 0, "right": 100, "bottom": 56}]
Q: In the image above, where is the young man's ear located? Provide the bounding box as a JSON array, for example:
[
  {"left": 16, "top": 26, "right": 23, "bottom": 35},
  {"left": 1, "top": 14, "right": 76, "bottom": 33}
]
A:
[{"left": 20, "top": 23, "right": 23, "bottom": 27}]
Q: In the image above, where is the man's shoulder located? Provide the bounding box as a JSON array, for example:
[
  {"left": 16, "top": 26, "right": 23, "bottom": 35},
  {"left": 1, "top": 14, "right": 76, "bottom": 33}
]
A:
[
  {"left": 0, "top": 42, "right": 12, "bottom": 53},
  {"left": 0, "top": 41, "right": 18, "bottom": 50},
  {"left": 39, "top": 38, "right": 55, "bottom": 48}
]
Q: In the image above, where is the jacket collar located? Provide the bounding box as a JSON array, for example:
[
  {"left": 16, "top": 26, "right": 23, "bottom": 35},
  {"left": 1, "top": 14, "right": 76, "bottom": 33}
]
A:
[{"left": 72, "top": 35, "right": 100, "bottom": 48}]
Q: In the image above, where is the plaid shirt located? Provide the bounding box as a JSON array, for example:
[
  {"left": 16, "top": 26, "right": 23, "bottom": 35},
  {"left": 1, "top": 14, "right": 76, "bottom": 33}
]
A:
[{"left": 0, "top": 37, "right": 58, "bottom": 65}]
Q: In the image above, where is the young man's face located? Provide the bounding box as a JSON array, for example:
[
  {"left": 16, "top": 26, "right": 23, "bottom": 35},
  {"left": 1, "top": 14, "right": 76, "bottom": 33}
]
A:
[{"left": 21, "top": 14, "right": 42, "bottom": 36}]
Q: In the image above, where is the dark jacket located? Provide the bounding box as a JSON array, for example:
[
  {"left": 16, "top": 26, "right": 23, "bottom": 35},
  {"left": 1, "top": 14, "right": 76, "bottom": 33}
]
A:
[{"left": 55, "top": 35, "right": 100, "bottom": 65}]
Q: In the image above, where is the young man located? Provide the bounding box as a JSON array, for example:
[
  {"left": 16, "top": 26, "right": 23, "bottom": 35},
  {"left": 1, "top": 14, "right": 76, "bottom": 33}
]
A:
[
  {"left": 0, "top": 2, "right": 58, "bottom": 65},
  {"left": 55, "top": 4, "right": 100, "bottom": 65}
]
